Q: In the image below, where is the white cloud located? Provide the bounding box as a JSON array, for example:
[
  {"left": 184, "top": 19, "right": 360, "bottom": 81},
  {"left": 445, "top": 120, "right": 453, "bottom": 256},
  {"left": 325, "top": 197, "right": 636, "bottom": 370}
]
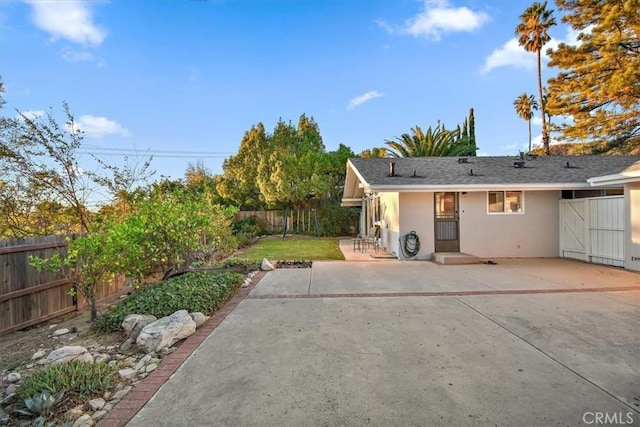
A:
[
  {"left": 16, "top": 110, "right": 45, "bottom": 121},
  {"left": 348, "top": 91, "right": 384, "bottom": 110},
  {"left": 531, "top": 115, "right": 543, "bottom": 126},
  {"left": 61, "top": 47, "right": 96, "bottom": 63},
  {"left": 24, "top": 0, "right": 106, "bottom": 46},
  {"left": 379, "top": 0, "right": 490, "bottom": 41},
  {"left": 69, "top": 115, "right": 130, "bottom": 138},
  {"left": 482, "top": 27, "right": 586, "bottom": 73},
  {"left": 482, "top": 38, "right": 535, "bottom": 73}
]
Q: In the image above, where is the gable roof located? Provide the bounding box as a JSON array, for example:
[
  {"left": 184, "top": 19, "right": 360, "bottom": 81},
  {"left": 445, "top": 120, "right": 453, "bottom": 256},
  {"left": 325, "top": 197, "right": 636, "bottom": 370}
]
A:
[{"left": 343, "top": 156, "right": 640, "bottom": 203}]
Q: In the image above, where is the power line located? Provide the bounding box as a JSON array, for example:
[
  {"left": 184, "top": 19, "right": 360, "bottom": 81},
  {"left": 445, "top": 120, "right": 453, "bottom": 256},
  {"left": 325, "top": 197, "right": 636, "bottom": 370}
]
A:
[
  {"left": 81, "top": 145, "right": 231, "bottom": 156},
  {"left": 77, "top": 151, "right": 228, "bottom": 159},
  {"left": 78, "top": 145, "right": 231, "bottom": 159}
]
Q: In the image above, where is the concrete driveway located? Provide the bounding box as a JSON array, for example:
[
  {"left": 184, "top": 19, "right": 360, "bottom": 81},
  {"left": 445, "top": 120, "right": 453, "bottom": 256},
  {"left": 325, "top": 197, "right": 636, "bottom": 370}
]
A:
[{"left": 128, "top": 259, "right": 640, "bottom": 426}]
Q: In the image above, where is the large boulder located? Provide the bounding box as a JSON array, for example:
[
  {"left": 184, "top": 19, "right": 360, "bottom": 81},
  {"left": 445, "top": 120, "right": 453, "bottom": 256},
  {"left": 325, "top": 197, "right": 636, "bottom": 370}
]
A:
[
  {"left": 46, "top": 346, "right": 93, "bottom": 365},
  {"left": 261, "top": 258, "right": 275, "bottom": 271},
  {"left": 136, "top": 310, "right": 196, "bottom": 353},
  {"left": 121, "top": 314, "right": 157, "bottom": 340}
]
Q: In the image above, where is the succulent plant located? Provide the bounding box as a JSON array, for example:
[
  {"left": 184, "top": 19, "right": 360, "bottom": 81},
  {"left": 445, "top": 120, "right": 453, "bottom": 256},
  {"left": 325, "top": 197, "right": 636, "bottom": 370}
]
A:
[{"left": 14, "top": 389, "right": 65, "bottom": 419}]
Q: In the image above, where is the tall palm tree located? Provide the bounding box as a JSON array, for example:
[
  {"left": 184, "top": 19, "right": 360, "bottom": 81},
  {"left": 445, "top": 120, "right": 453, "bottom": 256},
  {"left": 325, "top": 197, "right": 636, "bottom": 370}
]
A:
[
  {"left": 385, "top": 124, "right": 474, "bottom": 158},
  {"left": 515, "top": 1, "right": 555, "bottom": 155},
  {"left": 514, "top": 93, "right": 539, "bottom": 153}
]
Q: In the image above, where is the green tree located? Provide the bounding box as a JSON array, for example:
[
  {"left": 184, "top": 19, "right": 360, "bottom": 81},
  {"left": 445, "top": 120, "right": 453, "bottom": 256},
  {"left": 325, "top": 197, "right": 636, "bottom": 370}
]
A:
[
  {"left": 385, "top": 124, "right": 475, "bottom": 158},
  {"left": 359, "top": 147, "right": 388, "bottom": 158},
  {"left": 547, "top": 0, "right": 640, "bottom": 149},
  {"left": 452, "top": 108, "right": 477, "bottom": 156},
  {"left": 516, "top": 1, "right": 556, "bottom": 155},
  {"left": 256, "top": 116, "right": 328, "bottom": 208},
  {"left": 31, "top": 232, "right": 116, "bottom": 322},
  {"left": 216, "top": 123, "right": 268, "bottom": 209},
  {"left": 514, "top": 93, "right": 539, "bottom": 152}
]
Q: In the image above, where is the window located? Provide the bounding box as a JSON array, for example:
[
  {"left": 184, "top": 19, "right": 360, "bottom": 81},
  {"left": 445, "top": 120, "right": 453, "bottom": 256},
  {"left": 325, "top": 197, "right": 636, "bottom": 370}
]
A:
[{"left": 488, "top": 191, "right": 523, "bottom": 214}]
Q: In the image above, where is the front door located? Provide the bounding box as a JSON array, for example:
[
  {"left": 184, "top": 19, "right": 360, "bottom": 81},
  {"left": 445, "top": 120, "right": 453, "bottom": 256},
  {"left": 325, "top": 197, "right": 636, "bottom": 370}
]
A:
[{"left": 434, "top": 192, "right": 460, "bottom": 252}]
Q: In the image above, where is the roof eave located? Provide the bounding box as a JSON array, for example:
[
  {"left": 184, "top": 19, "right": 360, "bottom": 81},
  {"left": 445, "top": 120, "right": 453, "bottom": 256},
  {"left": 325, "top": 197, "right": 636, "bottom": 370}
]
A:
[
  {"left": 368, "top": 183, "right": 595, "bottom": 192},
  {"left": 588, "top": 170, "right": 640, "bottom": 186}
]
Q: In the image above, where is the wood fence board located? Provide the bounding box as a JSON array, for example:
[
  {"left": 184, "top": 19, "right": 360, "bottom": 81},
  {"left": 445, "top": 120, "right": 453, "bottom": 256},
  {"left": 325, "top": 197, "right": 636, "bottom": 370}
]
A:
[{"left": 0, "top": 235, "right": 126, "bottom": 335}]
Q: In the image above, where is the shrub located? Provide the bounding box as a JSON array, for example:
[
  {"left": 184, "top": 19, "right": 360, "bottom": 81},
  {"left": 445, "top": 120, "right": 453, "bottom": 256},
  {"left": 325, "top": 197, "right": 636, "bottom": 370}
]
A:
[
  {"left": 318, "top": 205, "right": 360, "bottom": 236},
  {"left": 233, "top": 216, "right": 263, "bottom": 248},
  {"left": 16, "top": 362, "right": 115, "bottom": 400},
  {"left": 93, "top": 271, "right": 244, "bottom": 333}
]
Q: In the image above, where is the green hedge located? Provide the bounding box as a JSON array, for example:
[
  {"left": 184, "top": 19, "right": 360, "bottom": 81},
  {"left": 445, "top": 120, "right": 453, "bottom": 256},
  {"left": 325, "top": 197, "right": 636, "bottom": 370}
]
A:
[{"left": 94, "top": 271, "right": 244, "bottom": 333}]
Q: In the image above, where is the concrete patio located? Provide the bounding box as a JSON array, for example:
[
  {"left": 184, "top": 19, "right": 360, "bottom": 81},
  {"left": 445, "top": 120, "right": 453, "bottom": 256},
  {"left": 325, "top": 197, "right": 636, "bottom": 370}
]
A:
[{"left": 123, "top": 259, "right": 640, "bottom": 426}]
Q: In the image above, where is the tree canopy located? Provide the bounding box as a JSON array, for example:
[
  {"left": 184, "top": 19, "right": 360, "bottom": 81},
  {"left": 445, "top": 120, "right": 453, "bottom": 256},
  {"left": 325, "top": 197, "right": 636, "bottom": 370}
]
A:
[
  {"left": 513, "top": 93, "right": 539, "bottom": 152},
  {"left": 547, "top": 0, "right": 640, "bottom": 149},
  {"left": 217, "top": 114, "right": 352, "bottom": 209},
  {"left": 385, "top": 124, "right": 475, "bottom": 158}
]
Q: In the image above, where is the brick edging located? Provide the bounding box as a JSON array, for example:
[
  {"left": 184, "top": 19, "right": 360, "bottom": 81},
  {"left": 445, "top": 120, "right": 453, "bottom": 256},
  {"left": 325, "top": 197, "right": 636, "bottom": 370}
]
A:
[{"left": 98, "top": 271, "right": 267, "bottom": 427}]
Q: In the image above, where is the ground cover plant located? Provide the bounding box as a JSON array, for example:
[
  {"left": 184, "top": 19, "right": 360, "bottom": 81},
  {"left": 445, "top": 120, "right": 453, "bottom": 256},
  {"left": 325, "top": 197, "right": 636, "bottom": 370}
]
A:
[
  {"left": 94, "top": 271, "right": 243, "bottom": 333},
  {"left": 237, "top": 236, "right": 344, "bottom": 261}
]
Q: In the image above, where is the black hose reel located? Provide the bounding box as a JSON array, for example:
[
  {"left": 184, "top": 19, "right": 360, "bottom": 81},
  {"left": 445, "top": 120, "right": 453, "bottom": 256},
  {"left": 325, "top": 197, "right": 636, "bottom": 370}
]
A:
[{"left": 401, "top": 231, "right": 420, "bottom": 258}]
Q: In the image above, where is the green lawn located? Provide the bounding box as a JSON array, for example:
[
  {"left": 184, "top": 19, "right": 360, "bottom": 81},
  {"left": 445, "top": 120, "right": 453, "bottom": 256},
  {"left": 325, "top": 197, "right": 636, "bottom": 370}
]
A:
[{"left": 238, "top": 236, "right": 344, "bottom": 261}]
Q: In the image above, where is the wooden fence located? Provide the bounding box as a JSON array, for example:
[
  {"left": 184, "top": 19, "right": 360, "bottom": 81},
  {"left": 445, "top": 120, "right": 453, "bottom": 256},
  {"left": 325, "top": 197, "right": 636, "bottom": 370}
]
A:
[
  {"left": 236, "top": 209, "right": 319, "bottom": 234},
  {"left": 0, "top": 235, "right": 125, "bottom": 336}
]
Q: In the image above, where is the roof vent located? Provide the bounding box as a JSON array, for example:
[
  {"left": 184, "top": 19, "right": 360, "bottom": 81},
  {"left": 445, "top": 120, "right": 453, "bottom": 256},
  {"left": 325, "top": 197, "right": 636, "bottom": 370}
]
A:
[
  {"left": 458, "top": 157, "right": 468, "bottom": 164},
  {"left": 469, "top": 169, "right": 474, "bottom": 176},
  {"left": 527, "top": 154, "right": 538, "bottom": 159},
  {"left": 519, "top": 152, "right": 525, "bottom": 160},
  {"left": 514, "top": 161, "right": 526, "bottom": 168},
  {"left": 565, "top": 161, "right": 579, "bottom": 168},
  {"left": 389, "top": 162, "right": 396, "bottom": 177}
]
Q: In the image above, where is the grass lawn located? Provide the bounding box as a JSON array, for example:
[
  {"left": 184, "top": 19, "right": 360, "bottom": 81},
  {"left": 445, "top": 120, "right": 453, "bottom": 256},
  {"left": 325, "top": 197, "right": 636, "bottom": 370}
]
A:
[{"left": 238, "top": 236, "right": 345, "bottom": 261}]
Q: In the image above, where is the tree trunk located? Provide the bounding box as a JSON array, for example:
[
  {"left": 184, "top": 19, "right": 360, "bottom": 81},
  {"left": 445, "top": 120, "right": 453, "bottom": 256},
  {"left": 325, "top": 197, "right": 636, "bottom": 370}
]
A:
[
  {"left": 528, "top": 119, "right": 532, "bottom": 153},
  {"left": 537, "top": 49, "right": 550, "bottom": 155}
]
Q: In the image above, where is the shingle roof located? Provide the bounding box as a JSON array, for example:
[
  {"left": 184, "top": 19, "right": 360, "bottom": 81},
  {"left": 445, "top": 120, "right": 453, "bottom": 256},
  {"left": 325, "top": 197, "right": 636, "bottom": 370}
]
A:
[{"left": 350, "top": 155, "right": 640, "bottom": 187}]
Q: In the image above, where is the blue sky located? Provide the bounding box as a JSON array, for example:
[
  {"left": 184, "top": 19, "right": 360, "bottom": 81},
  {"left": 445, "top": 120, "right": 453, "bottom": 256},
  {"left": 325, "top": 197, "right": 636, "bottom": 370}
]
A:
[{"left": 1, "top": 0, "right": 577, "bottom": 184}]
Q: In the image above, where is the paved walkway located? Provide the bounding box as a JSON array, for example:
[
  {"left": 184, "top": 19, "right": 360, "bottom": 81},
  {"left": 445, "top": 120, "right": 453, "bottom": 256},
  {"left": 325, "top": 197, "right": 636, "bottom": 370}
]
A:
[{"left": 102, "top": 260, "right": 640, "bottom": 426}]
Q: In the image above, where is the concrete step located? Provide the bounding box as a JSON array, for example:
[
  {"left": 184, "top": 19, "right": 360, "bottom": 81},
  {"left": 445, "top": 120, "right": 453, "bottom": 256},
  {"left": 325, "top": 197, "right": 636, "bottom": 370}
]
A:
[{"left": 432, "top": 252, "right": 480, "bottom": 265}]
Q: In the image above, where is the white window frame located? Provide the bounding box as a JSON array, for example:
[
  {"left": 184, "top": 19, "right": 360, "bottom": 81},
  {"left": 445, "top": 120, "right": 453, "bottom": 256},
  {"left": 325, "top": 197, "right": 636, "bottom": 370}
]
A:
[{"left": 487, "top": 191, "right": 525, "bottom": 214}]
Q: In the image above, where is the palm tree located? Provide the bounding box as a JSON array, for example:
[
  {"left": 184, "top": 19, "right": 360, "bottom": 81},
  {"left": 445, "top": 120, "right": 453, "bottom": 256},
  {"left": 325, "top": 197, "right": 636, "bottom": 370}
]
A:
[
  {"left": 514, "top": 93, "right": 539, "bottom": 153},
  {"left": 385, "top": 124, "right": 475, "bottom": 158},
  {"left": 515, "top": 1, "right": 555, "bottom": 155}
]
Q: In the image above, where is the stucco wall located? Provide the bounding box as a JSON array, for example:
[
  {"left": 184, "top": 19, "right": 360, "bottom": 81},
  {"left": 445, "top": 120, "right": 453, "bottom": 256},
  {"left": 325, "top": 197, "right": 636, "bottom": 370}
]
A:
[
  {"left": 625, "top": 182, "right": 640, "bottom": 272},
  {"left": 459, "top": 191, "right": 561, "bottom": 258},
  {"left": 379, "top": 192, "right": 399, "bottom": 256},
  {"left": 398, "top": 192, "right": 434, "bottom": 260}
]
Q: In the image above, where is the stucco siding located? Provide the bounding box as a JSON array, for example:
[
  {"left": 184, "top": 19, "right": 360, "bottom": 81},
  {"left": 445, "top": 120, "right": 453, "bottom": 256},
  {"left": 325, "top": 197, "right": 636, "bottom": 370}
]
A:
[
  {"left": 379, "top": 192, "right": 400, "bottom": 256},
  {"left": 625, "top": 182, "right": 640, "bottom": 272},
  {"left": 398, "top": 192, "right": 434, "bottom": 260},
  {"left": 459, "top": 191, "right": 560, "bottom": 258}
]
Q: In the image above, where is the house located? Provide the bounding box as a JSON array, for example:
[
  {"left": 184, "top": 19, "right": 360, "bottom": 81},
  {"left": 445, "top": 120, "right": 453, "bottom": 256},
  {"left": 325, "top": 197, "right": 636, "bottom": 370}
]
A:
[{"left": 341, "top": 155, "right": 640, "bottom": 272}]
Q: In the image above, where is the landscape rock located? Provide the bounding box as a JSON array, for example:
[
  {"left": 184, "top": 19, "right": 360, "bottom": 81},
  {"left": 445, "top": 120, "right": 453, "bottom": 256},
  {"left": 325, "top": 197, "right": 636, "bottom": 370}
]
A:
[
  {"left": 146, "top": 363, "right": 158, "bottom": 373},
  {"left": 121, "top": 314, "right": 157, "bottom": 340},
  {"left": 3, "top": 373, "right": 20, "bottom": 383},
  {"left": 189, "top": 312, "right": 208, "bottom": 328},
  {"left": 53, "top": 328, "right": 70, "bottom": 336},
  {"left": 118, "top": 368, "right": 137, "bottom": 381},
  {"left": 92, "top": 410, "right": 107, "bottom": 421},
  {"left": 88, "top": 397, "right": 105, "bottom": 411},
  {"left": 31, "top": 349, "right": 47, "bottom": 360},
  {"left": 261, "top": 258, "right": 275, "bottom": 271},
  {"left": 5, "top": 384, "right": 17, "bottom": 395},
  {"left": 0, "top": 408, "right": 8, "bottom": 426},
  {"left": 119, "top": 338, "right": 135, "bottom": 352},
  {"left": 46, "top": 346, "right": 94, "bottom": 365},
  {"left": 72, "top": 413, "right": 94, "bottom": 427},
  {"left": 136, "top": 310, "right": 196, "bottom": 353},
  {"left": 65, "top": 406, "right": 84, "bottom": 422},
  {"left": 111, "top": 385, "right": 132, "bottom": 401}
]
